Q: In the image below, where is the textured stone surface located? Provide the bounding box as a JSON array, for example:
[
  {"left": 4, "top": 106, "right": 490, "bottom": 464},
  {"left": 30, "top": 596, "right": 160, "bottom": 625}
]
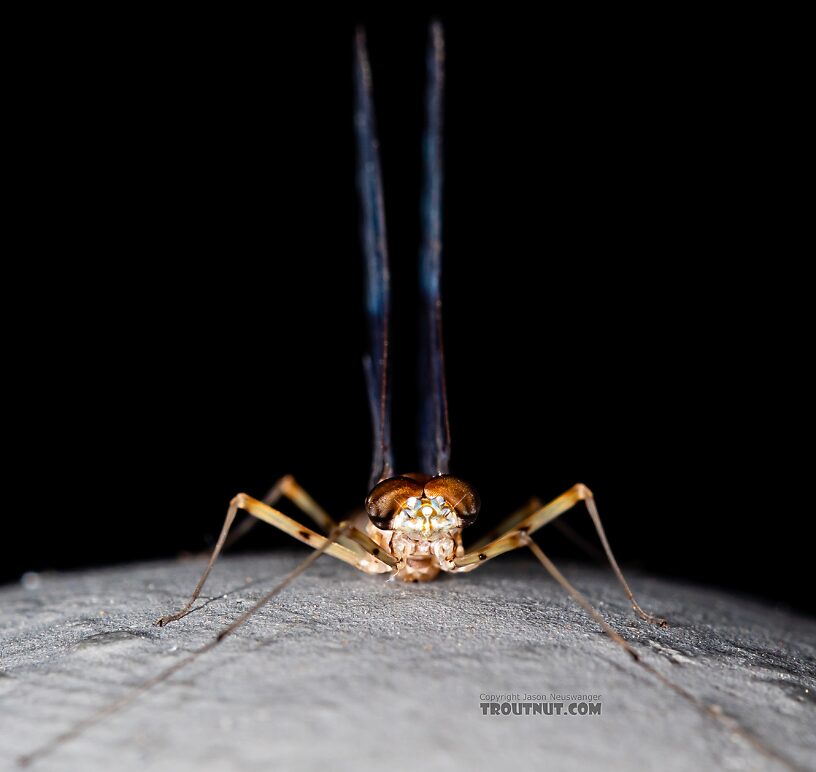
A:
[{"left": 1, "top": 553, "right": 814, "bottom": 772}]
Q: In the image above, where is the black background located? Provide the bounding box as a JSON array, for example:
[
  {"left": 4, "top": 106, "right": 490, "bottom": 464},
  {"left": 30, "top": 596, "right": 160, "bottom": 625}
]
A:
[{"left": 6, "top": 9, "right": 810, "bottom": 612}]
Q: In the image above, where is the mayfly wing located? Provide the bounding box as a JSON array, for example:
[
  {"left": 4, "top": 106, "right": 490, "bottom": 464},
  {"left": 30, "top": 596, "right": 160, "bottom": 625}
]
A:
[
  {"left": 419, "top": 21, "right": 451, "bottom": 477},
  {"left": 354, "top": 28, "right": 394, "bottom": 489}
]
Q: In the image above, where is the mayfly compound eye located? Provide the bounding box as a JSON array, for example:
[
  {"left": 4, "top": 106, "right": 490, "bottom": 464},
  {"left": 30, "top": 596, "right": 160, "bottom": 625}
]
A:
[
  {"left": 365, "top": 477, "right": 424, "bottom": 529},
  {"left": 423, "top": 475, "right": 480, "bottom": 526}
]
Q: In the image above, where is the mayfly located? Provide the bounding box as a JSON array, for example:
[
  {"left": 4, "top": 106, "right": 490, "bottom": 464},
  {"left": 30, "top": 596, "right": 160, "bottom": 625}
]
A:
[{"left": 20, "top": 22, "right": 795, "bottom": 770}]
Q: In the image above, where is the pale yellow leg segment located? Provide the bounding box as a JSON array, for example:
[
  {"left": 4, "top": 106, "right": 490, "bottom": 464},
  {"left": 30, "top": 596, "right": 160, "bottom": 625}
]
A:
[
  {"left": 276, "top": 474, "right": 336, "bottom": 533},
  {"left": 223, "top": 474, "right": 336, "bottom": 551},
  {"left": 455, "top": 485, "right": 590, "bottom": 569},
  {"left": 239, "top": 495, "right": 396, "bottom": 571},
  {"left": 455, "top": 483, "right": 664, "bottom": 626},
  {"left": 155, "top": 492, "right": 395, "bottom": 627},
  {"left": 468, "top": 496, "right": 542, "bottom": 550},
  {"left": 234, "top": 477, "right": 385, "bottom": 567}
]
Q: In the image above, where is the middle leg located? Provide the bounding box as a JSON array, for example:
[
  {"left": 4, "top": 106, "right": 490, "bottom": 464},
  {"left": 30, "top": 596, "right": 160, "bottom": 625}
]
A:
[{"left": 454, "top": 483, "right": 665, "bottom": 625}]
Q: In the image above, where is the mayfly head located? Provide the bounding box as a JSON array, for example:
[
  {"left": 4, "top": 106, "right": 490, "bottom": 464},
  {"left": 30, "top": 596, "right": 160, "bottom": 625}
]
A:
[{"left": 365, "top": 474, "right": 480, "bottom": 538}]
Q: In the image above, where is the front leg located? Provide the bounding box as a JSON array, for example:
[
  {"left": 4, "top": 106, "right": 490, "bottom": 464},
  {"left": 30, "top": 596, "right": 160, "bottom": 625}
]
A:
[
  {"left": 221, "top": 474, "right": 337, "bottom": 551},
  {"left": 156, "top": 491, "right": 396, "bottom": 627},
  {"left": 454, "top": 484, "right": 665, "bottom": 626}
]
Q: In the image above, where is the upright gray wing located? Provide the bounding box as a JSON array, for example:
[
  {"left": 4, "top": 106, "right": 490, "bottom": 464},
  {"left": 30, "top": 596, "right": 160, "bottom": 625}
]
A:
[
  {"left": 355, "top": 28, "right": 394, "bottom": 489},
  {"left": 419, "top": 21, "right": 451, "bottom": 477}
]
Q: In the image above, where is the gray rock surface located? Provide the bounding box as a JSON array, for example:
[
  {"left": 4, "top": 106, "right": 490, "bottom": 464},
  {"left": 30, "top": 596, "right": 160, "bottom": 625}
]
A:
[{"left": 1, "top": 553, "right": 814, "bottom": 772}]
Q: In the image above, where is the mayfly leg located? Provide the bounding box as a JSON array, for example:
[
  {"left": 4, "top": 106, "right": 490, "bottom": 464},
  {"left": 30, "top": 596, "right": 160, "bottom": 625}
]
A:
[
  {"left": 221, "top": 474, "right": 338, "bottom": 552},
  {"left": 156, "top": 490, "right": 395, "bottom": 627},
  {"left": 521, "top": 535, "right": 798, "bottom": 772},
  {"left": 158, "top": 475, "right": 331, "bottom": 626},
  {"left": 471, "top": 496, "right": 605, "bottom": 562},
  {"left": 18, "top": 523, "right": 353, "bottom": 768},
  {"left": 455, "top": 484, "right": 665, "bottom": 626}
]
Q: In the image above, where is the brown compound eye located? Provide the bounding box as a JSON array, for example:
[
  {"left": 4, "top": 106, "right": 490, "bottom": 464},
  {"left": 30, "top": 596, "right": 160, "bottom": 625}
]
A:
[
  {"left": 365, "top": 476, "right": 424, "bottom": 529},
  {"left": 424, "top": 475, "right": 481, "bottom": 526}
]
